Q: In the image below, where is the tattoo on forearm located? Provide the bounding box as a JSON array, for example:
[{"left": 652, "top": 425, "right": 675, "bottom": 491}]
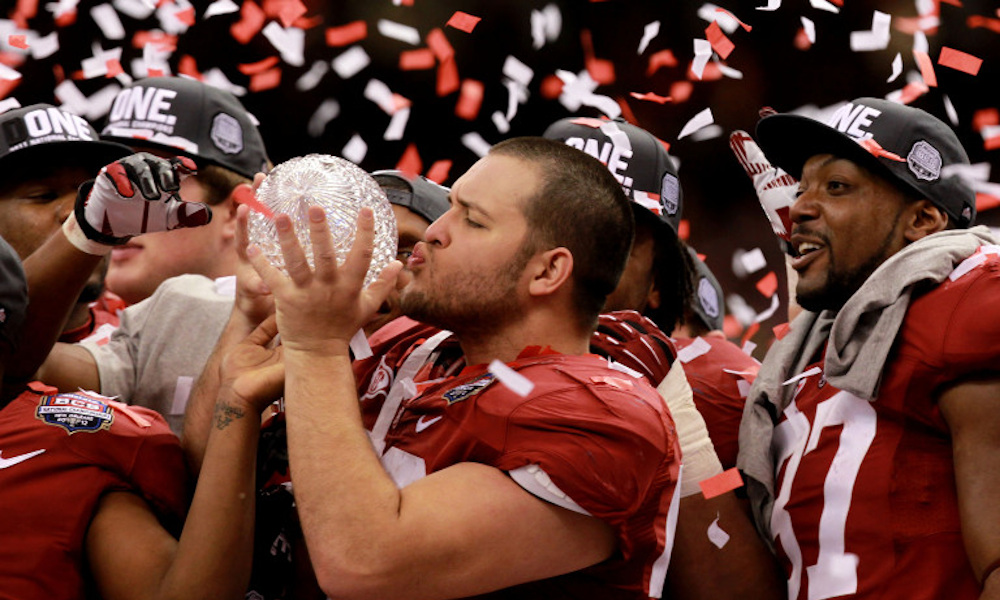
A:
[{"left": 214, "top": 401, "right": 245, "bottom": 430}]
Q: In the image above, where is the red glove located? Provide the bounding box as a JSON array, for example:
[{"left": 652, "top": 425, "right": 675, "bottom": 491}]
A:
[{"left": 591, "top": 310, "right": 676, "bottom": 386}]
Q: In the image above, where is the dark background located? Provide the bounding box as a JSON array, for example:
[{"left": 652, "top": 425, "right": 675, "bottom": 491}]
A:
[{"left": 4, "top": 0, "right": 998, "bottom": 355}]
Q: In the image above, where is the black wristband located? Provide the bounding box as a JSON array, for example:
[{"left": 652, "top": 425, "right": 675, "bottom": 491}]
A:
[{"left": 74, "top": 180, "right": 132, "bottom": 246}]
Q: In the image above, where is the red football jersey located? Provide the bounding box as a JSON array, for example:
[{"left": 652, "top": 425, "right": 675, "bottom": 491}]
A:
[
  {"left": 672, "top": 335, "right": 759, "bottom": 469},
  {"left": 770, "top": 250, "right": 1000, "bottom": 600},
  {"left": 356, "top": 319, "right": 682, "bottom": 599},
  {"left": 0, "top": 384, "right": 188, "bottom": 599}
]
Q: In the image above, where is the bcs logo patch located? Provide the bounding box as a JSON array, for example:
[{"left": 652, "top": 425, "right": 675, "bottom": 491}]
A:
[
  {"left": 36, "top": 393, "right": 115, "bottom": 434},
  {"left": 442, "top": 374, "right": 495, "bottom": 405}
]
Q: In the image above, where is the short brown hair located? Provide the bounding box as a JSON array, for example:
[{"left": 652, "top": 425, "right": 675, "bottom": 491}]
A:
[
  {"left": 489, "top": 137, "right": 634, "bottom": 330},
  {"left": 194, "top": 163, "right": 251, "bottom": 206}
]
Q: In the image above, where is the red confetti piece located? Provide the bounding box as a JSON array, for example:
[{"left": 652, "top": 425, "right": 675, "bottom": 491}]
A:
[
  {"left": 132, "top": 31, "right": 177, "bottom": 51},
  {"left": 967, "top": 15, "right": 1000, "bottom": 34},
  {"left": 913, "top": 50, "right": 937, "bottom": 87},
  {"left": 239, "top": 56, "right": 280, "bottom": 75},
  {"left": 706, "top": 21, "right": 735, "bottom": 59},
  {"left": 580, "top": 30, "right": 615, "bottom": 84},
  {"left": 436, "top": 57, "right": 460, "bottom": 96},
  {"left": 293, "top": 15, "right": 323, "bottom": 30},
  {"left": 794, "top": 26, "right": 813, "bottom": 50},
  {"left": 147, "top": 68, "right": 164, "bottom": 77},
  {"left": 231, "top": 1, "right": 266, "bottom": 44},
  {"left": 0, "top": 78, "right": 20, "bottom": 99},
  {"left": 976, "top": 192, "right": 1000, "bottom": 212},
  {"left": 178, "top": 54, "right": 203, "bottom": 80},
  {"left": 249, "top": 67, "right": 281, "bottom": 92},
  {"left": 741, "top": 321, "right": 761, "bottom": 348},
  {"left": 540, "top": 74, "right": 564, "bottom": 99},
  {"left": 858, "top": 138, "right": 906, "bottom": 162},
  {"left": 670, "top": 81, "right": 694, "bottom": 103},
  {"left": 8, "top": 35, "right": 28, "bottom": 49},
  {"left": 396, "top": 143, "right": 423, "bottom": 178},
  {"left": 14, "top": 0, "right": 37, "bottom": 19},
  {"left": 426, "top": 28, "right": 454, "bottom": 61},
  {"left": 233, "top": 185, "right": 274, "bottom": 219},
  {"left": 617, "top": 97, "right": 638, "bottom": 125},
  {"left": 985, "top": 134, "right": 1000, "bottom": 152},
  {"left": 646, "top": 49, "right": 678, "bottom": 76},
  {"left": 723, "top": 314, "right": 743, "bottom": 340},
  {"left": 772, "top": 322, "right": 792, "bottom": 341},
  {"left": 940, "top": 0, "right": 962, "bottom": 6},
  {"left": 426, "top": 160, "right": 452, "bottom": 184},
  {"left": 455, "top": 78, "right": 484, "bottom": 120},
  {"left": 715, "top": 7, "right": 752, "bottom": 32},
  {"left": 268, "top": 0, "right": 307, "bottom": 28},
  {"left": 446, "top": 11, "right": 481, "bottom": 33},
  {"left": 755, "top": 271, "right": 778, "bottom": 298},
  {"left": 897, "top": 81, "right": 929, "bottom": 104},
  {"left": 54, "top": 9, "right": 76, "bottom": 27},
  {"left": 677, "top": 219, "right": 690, "bottom": 240},
  {"left": 400, "top": 48, "right": 436, "bottom": 71},
  {"left": 697, "top": 252, "right": 707, "bottom": 262},
  {"left": 630, "top": 91, "right": 672, "bottom": 104},
  {"left": 105, "top": 59, "right": 124, "bottom": 78},
  {"left": 174, "top": 6, "right": 195, "bottom": 26},
  {"left": 699, "top": 468, "right": 744, "bottom": 499},
  {"left": 326, "top": 21, "right": 367, "bottom": 46},
  {"left": 687, "top": 60, "right": 723, "bottom": 81},
  {"left": 974, "top": 108, "right": 1000, "bottom": 132},
  {"left": 938, "top": 47, "right": 982, "bottom": 76},
  {"left": 391, "top": 93, "right": 412, "bottom": 113}
]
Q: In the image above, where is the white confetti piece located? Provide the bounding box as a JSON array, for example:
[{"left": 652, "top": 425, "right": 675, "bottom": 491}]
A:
[
  {"left": 638, "top": 20, "right": 660, "bottom": 54},
  {"left": 384, "top": 105, "right": 410, "bottom": 140},
  {"left": 913, "top": 31, "right": 929, "bottom": 55},
  {"left": 601, "top": 120, "right": 631, "bottom": 151},
  {"left": 489, "top": 360, "right": 535, "bottom": 397},
  {"left": 504, "top": 79, "right": 526, "bottom": 122},
  {"left": 113, "top": 0, "right": 155, "bottom": 19},
  {"left": 678, "top": 107, "right": 714, "bottom": 139},
  {"left": 736, "top": 378, "right": 752, "bottom": 398},
  {"left": 171, "top": 376, "right": 193, "bottom": 415},
  {"left": 690, "top": 123, "right": 723, "bottom": 142},
  {"left": 155, "top": 1, "right": 193, "bottom": 34},
  {"left": 333, "top": 45, "right": 370, "bottom": 79},
  {"left": 782, "top": 366, "right": 822, "bottom": 386},
  {"left": 377, "top": 19, "right": 421, "bottom": 45},
  {"left": 263, "top": 21, "right": 305, "bottom": 67},
  {"left": 809, "top": 0, "right": 840, "bottom": 13},
  {"left": 726, "top": 293, "right": 756, "bottom": 327},
  {"left": 943, "top": 95, "right": 958, "bottom": 126},
  {"left": 364, "top": 78, "right": 396, "bottom": 114},
  {"left": 717, "top": 63, "right": 744, "bottom": 79},
  {"left": 677, "top": 337, "right": 712, "bottom": 363},
  {"left": 741, "top": 339, "right": 757, "bottom": 355},
  {"left": 92, "top": 4, "right": 126, "bottom": 40},
  {"left": 28, "top": 31, "right": 60, "bottom": 59},
  {"left": 81, "top": 46, "right": 123, "bottom": 79},
  {"left": 756, "top": 0, "right": 781, "bottom": 10},
  {"left": 201, "top": 68, "right": 246, "bottom": 96},
  {"left": 733, "top": 247, "right": 767, "bottom": 277},
  {"left": 949, "top": 252, "right": 988, "bottom": 282},
  {"left": 462, "top": 132, "right": 492, "bottom": 157},
  {"left": 708, "top": 515, "right": 731, "bottom": 548},
  {"left": 492, "top": 110, "right": 511, "bottom": 134},
  {"left": 0, "top": 64, "right": 21, "bottom": 81},
  {"left": 307, "top": 98, "right": 340, "bottom": 137},
  {"left": 46, "top": 0, "right": 80, "bottom": 19},
  {"left": 691, "top": 38, "right": 712, "bottom": 80},
  {"left": 887, "top": 53, "right": 903, "bottom": 83},
  {"left": 297, "top": 61, "right": 329, "bottom": 91},
  {"left": 606, "top": 358, "right": 643, "bottom": 379},
  {"left": 850, "top": 10, "right": 891, "bottom": 52},
  {"left": 801, "top": 17, "right": 816, "bottom": 44},
  {"left": 0, "top": 98, "right": 22, "bottom": 113},
  {"left": 503, "top": 55, "right": 533, "bottom": 87},
  {"left": 349, "top": 328, "right": 373, "bottom": 359},
  {"left": 204, "top": 0, "right": 239, "bottom": 19},
  {"left": 530, "top": 4, "right": 561, "bottom": 50},
  {"left": 342, "top": 134, "right": 367, "bottom": 163},
  {"left": 698, "top": 4, "right": 738, "bottom": 34},
  {"left": 753, "top": 292, "right": 781, "bottom": 324}
]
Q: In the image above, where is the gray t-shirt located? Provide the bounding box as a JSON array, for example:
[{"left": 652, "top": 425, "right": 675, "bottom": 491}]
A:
[{"left": 80, "top": 274, "right": 234, "bottom": 434}]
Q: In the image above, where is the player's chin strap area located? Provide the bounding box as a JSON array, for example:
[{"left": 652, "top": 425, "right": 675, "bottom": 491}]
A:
[{"left": 368, "top": 329, "right": 453, "bottom": 455}]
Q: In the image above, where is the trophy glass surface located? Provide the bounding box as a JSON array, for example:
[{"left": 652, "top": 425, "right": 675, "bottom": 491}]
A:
[{"left": 247, "top": 154, "right": 398, "bottom": 287}]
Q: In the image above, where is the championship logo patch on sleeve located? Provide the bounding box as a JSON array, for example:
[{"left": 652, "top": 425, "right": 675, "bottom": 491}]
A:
[
  {"left": 442, "top": 374, "right": 496, "bottom": 405},
  {"left": 36, "top": 392, "right": 115, "bottom": 434}
]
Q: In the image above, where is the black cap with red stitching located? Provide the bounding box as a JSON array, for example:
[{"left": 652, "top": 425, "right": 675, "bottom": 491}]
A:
[{"left": 0, "top": 103, "right": 131, "bottom": 173}]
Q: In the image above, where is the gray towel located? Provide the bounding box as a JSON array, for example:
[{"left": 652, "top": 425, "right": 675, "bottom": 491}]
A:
[{"left": 737, "top": 225, "right": 998, "bottom": 544}]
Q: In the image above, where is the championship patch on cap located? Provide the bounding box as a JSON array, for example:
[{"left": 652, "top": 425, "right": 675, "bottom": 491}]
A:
[
  {"left": 36, "top": 392, "right": 115, "bottom": 434},
  {"left": 661, "top": 172, "right": 680, "bottom": 217},
  {"left": 907, "top": 140, "right": 941, "bottom": 181},
  {"left": 697, "top": 277, "right": 721, "bottom": 320},
  {"left": 211, "top": 112, "right": 244, "bottom": 155},
  {"left": 442, "top": 374, "right": 495, "bottom": 405}
]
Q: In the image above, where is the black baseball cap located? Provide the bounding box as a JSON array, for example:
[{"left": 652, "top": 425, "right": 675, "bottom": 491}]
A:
[
  {"left": 756, "top": 97, "right": 976, "bottom": 228},
  {"left": 0, "top": 233, "right": 27, "bottom": 354},
  {"left": 686, "top": 245, "right": 725, "bottom": 332},
  {"left": 0, "top": 103, "right": 131, "bottom": 173},
  {"left": 371, "top": 170, "right": 450, "bottom": 223},
  {"left": 543, "top": 116, "right": 683, "bottom": 236},
  {"left": 101, "top": 76, "right": 270, "bottom": 179}
]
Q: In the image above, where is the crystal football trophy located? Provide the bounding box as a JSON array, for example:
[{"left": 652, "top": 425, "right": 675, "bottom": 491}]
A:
[{"left": 246, "top": 154, "right": 398, "bottom": 287}]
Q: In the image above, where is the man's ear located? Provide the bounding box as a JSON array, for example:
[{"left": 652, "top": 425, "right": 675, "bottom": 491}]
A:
[
  {"left": 904, "top": 199, "right": 949, "bottom": 242},
  {"left": 220, "top": 183, "right": 250, "bottom": 241},
  {"left": 527, "top": 247, "right": 574, "bottom": 298}
]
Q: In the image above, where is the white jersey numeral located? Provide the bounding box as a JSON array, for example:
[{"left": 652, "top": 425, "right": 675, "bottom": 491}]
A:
[{"left": 771, "top": 391, "right": 877, "bottom": 600}]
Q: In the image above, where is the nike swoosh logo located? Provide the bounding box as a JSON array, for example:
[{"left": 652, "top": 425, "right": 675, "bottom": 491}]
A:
[
  {"left": 414, "top": 415, "right": 442, "bottom": 433},
  {"left": 0, "top": 449, "right": 46, "bottom": 469}
]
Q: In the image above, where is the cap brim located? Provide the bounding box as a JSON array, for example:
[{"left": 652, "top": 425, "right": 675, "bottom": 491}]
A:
[
  {"left": 0, "top": 139, "right": 133, "bottom": 174},
  {"left": 756, "top": 114, "right": 887, "bottom": 181}
]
